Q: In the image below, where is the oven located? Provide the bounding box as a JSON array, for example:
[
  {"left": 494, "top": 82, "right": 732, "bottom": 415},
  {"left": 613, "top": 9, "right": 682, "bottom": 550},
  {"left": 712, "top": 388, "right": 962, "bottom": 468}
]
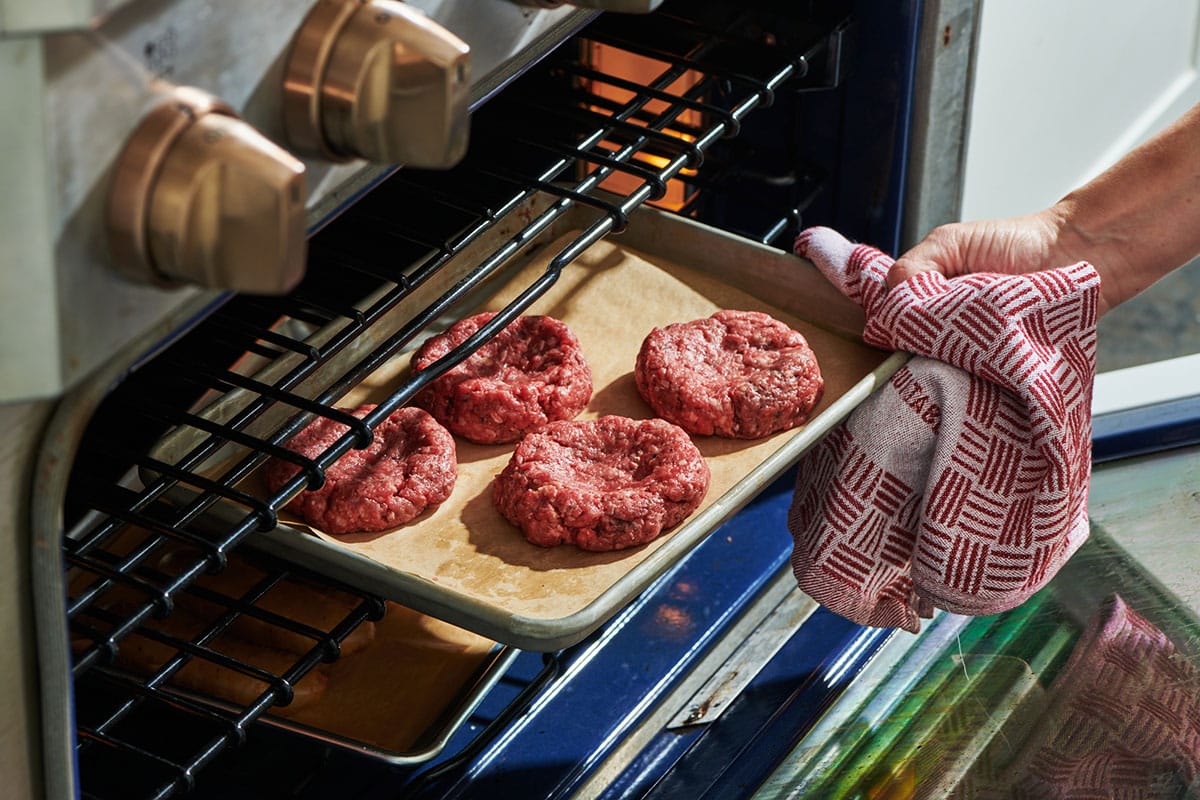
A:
[{"left": 6, "top": 1, "right": 1199, "bottom": 799}]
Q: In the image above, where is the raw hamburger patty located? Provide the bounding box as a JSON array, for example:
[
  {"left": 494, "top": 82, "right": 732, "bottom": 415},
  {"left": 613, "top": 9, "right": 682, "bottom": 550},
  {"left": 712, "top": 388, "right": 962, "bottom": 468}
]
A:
[
  {"left": 265, "top": 404, "right": 457, "bottom": 535},
  {"left": 493, "top": 415, "right": 710, "bottom": 552},
  {"left": 635, "top": 309, "right": 824, "bottom": 439},
  {"left": 412, "top": 312, "right": 593, "bottom": 444}
]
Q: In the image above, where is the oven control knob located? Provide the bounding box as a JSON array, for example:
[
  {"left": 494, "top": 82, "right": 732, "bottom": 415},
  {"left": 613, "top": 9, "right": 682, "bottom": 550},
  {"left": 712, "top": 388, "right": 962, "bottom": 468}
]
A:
[
  {"left": 108, "top": 87, "right": 307, "bottom": 293},
  {"left": 512, "top": 0, "right": 664, "bottom": 11},
  {"left": 284, "top": 0, "right": 471, "bottom": 167}
]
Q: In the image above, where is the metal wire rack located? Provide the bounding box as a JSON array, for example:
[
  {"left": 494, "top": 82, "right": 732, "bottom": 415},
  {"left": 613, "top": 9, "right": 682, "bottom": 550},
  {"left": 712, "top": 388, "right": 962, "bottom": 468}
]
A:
[{"left": 62, "top": 4, "right": 848, "bottom": 797}]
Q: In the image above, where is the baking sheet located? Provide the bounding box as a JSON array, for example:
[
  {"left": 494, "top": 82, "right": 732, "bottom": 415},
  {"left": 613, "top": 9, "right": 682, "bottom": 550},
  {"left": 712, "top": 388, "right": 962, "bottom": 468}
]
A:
[
  {"left": 154, "top": 206, "right": 905, "bottom": 651},
  {"left": 259, "top": 603, "right": 515, "bottom": 765},
  {"left": 67, "top": 526, "right": 510, "bottom": 765},
  {"left": 102, "top": 603, "right": 511, "bottom": 766}
]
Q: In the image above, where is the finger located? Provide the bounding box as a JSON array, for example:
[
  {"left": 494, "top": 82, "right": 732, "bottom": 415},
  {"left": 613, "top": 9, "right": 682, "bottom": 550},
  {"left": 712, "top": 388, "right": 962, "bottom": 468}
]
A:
[{"left": 886, "top": 257, "right": 941, "bottom": 288}]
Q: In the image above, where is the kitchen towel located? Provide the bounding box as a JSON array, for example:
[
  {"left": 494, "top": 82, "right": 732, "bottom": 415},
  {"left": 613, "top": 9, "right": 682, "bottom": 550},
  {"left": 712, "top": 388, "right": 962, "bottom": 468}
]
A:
[
  {"left": 976, "top": 594, "right": 1200, "bottom": 799},
  {"left": 789, "top": 227, "right": 1100, "bottom": 632}
]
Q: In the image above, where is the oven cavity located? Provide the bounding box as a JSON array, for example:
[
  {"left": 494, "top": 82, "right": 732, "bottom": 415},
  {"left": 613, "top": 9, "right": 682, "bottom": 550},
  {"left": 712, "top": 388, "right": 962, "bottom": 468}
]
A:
[{"left": 57, "top": 3, "right": 869, "bottom": 797}]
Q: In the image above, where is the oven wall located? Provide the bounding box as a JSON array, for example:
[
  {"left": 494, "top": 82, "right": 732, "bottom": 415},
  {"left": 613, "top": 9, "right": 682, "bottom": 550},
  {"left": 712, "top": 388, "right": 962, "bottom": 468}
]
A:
[{"left": 0, "top": 401, "right": 54, "bottom": 800}]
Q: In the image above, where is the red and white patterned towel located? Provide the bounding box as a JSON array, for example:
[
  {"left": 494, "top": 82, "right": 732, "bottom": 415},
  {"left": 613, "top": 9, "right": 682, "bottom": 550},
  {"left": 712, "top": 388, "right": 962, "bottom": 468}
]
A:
[
  {"left": 976, "top": 595, "right": 1200, "bottom": 798},
  {"left": 789, "top": 227, "right": 1100, "bottom": 632}
]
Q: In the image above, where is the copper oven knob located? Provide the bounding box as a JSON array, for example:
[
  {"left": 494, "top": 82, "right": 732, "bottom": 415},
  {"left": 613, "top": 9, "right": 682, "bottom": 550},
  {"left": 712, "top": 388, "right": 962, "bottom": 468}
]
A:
[
  {"left": 283, "top": 0, "right": 471, "bottom": 167},
  {"left": 107, "top": 87, "right": 308, "bottom": 294}
]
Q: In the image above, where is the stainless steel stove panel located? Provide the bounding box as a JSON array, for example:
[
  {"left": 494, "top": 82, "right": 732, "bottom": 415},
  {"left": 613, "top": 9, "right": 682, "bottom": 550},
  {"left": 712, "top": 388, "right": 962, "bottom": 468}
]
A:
[{"left": 0, "top": 0, "right": 591, "bottom": 402}]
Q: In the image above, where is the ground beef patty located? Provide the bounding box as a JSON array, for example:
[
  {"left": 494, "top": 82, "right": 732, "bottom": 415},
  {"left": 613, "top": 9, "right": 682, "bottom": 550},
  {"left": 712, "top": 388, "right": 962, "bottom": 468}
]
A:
[
  {"left": 635, "top": 309, "right": 824, "bottom": 439},
  {"left": 493, "top": 415, "right": 710, "bottom": 551},
  {"left": 412, "top": 312, "right": 593, "bottom": 445},
  {"left": 265, "top": 404, "right": 457, "bottom": 535}
]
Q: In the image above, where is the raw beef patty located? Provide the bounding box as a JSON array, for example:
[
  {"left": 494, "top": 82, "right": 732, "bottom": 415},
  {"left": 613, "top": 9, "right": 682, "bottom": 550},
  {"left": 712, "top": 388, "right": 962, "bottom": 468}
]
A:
[
  {"left": 412, "top": 312, "right": 593, "bottom": 444},
  {"left": 635, "top": 309, "right": 824, "bottom": 439},
  {"left": 493, "top": 415, "right": 710, "bottom": 552},
  {"left": 265, "top": 404, "right": 457, "bottom": 535}
]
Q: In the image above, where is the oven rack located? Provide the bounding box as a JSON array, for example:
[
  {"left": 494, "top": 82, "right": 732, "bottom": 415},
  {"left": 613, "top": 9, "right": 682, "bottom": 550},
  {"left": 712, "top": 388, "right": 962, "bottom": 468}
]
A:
[{"left": 62, "top": 4, "right": 851, "bottom": 798}]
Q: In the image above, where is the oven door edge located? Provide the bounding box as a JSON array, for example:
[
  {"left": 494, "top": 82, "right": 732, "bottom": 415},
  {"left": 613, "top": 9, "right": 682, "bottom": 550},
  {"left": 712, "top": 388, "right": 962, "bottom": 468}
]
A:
[
  {"left": 29, "top": 291, "right": 228, "bottom": 800},
  {"left": 2, "top": 400, "right": 56, "bottom": 800},
  {"left": 900, "top": 0, "right": 981, "bottom": 250}
]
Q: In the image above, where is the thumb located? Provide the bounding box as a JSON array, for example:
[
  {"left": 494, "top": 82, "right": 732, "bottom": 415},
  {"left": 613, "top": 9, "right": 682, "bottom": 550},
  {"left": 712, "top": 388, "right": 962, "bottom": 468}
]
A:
[
  {"left": 886, "top": 256, "right": 941, "bottom": 289},
  {"left": 886, "top": 222, "right": 973, "bottom": 288}
]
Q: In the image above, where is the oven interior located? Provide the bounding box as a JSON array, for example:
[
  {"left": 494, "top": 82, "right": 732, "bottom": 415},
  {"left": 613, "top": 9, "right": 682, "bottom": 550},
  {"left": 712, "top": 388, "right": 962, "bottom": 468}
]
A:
[{"left": 49, "top": 2, "right": 1024, "bottom": 798}]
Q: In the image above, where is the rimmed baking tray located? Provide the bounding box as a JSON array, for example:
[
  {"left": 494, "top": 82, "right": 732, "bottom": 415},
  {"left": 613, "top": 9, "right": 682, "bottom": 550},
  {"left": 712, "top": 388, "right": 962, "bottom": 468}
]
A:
[
  {"left": 148, "top": 202, "right": 906, "bottom": 651},
  {"left": 116, "top": 609, "right": 517, "bottom": 766},
  {"left": 250, "top": 605, "right": 517, "bottom": 766},
  {"left": 64, "top": 520, "right": 516, "bottom": 767},
  {"left": 66, "top": 518, "right": 516, "bottom": 766}
]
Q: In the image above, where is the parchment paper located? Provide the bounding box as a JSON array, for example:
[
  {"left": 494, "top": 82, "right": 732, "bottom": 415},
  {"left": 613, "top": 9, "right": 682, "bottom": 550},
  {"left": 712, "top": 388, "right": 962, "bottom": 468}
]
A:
[
  {"left": 264, "top": 232, "right": 890, "bottom": 622},
  {"left": 70, "top": 531, "right": 500, "bottom": 757},
  {"left": 277, "top": 602, "right": 499, "bottom": 755}
]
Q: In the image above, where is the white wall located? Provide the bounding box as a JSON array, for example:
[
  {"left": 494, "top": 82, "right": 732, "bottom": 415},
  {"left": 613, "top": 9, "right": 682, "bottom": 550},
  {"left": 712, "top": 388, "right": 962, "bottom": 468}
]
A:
[{"left": 961, "top": 0, "right": 1200, "bottom": 221}]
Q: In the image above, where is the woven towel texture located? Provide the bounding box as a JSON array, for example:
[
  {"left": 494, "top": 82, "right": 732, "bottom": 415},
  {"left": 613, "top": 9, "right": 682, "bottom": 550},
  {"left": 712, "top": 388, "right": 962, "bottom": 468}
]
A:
[
  {"left": 789, "top": 227, "right": 1100, "bottom": 632},
  {"left": 978, "top": 595, "right": 1200, "bottom": 799}
]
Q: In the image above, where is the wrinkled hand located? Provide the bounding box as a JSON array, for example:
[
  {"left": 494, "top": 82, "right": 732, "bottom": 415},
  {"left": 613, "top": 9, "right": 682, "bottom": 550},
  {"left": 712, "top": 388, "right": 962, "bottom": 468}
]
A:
[
  {"left": 888, "top": 209, "right": 1064, "bottom": 284},
  {"left": 887, "top": 208, "right": 1114, "bottom": 317}
]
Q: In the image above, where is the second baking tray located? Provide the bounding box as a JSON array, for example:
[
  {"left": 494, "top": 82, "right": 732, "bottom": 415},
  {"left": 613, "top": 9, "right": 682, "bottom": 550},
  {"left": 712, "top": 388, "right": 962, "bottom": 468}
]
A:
[
  {"left": 150, "top": 203, "right": 905, "bottom": 651},
  {"left": 253, "top": 605, "right": 517, "bottom": 766}
]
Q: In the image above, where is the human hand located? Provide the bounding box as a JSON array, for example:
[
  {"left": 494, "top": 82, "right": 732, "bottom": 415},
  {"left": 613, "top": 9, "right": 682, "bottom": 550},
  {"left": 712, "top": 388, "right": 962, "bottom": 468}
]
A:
[
  {"left": 887, "top": 206, "right": 1117, "bottom": 316},
  {"left": 888, "top": 209, "right": 1070, "bottom": 286}
]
